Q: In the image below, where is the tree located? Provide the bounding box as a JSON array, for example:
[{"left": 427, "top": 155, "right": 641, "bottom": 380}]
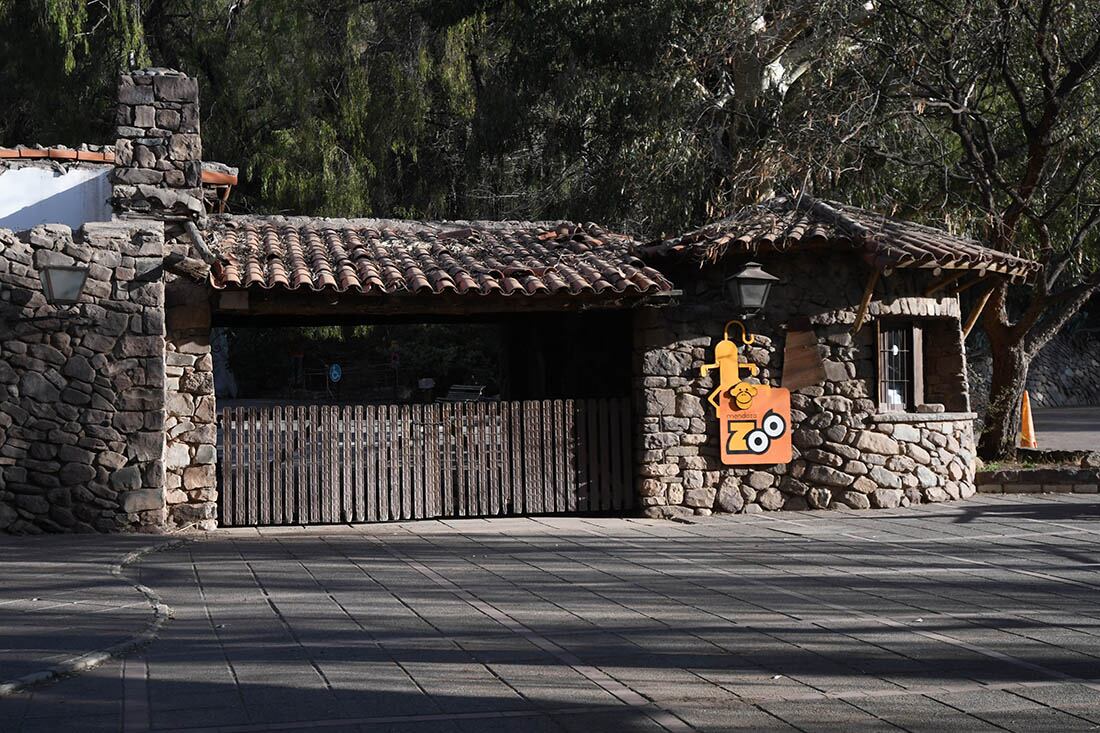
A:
[
  {"left": 0, "top": 0, "right": 145, "bottom": 145},
  {"left": 138, "top": 0, "right": 866, "bottom": 233},
  {"left": 413, "top": 0, "right": 866, "bottom": 234},
  {"left": 647, "top": 0, "right": 872, "bottom": 224},
  {"left": 845, "top": 0, "right": 1100, "bottom": 459},
  {"left": 0, "top": 1, "right": 864, "bottom": 235}
]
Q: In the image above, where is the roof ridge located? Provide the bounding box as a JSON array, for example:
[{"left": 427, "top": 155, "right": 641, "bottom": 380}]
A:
[
  {"left": 2, "top": 145, "right": 238, "bottom": 186},
  {"left": 788, "top": 195, "right": 872, "bottom": 242},
  {"left": 815, "top": 198, "right": 1019, "bottom": 253},
  {"left": 211, "top": 214, "right": 575, "bottom": 225}
]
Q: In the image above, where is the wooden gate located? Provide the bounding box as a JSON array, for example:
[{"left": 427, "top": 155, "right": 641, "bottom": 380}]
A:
[{"left": 218, "top": 398, "right": 633, "bottom": 526}]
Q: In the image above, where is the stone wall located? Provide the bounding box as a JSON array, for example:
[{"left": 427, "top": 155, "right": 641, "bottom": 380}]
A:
[
  {"left": 968, "top": 328, "right": 1100, "bottom": 415},
  {"left": 635, "top": 253, "right": 978, "bottom": 519},
  {"left": 0, "top": 222, "right": 167, "bottom": 533},
  {"left": 977, "top": 463, "right": 1100, "bottom": 495}
]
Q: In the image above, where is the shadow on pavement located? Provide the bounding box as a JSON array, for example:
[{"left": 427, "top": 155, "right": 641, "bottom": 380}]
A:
[
  {"left": 950, "top": 499, "right": 1100, "bottom": 524},
  {"left": 5, "top": 502, "right": 1100, "bottom": 731}
]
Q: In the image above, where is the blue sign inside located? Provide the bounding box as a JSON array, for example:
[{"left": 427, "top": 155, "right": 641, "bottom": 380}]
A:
[{"left": 329, "top": 363, "right": 343, "bottom": 383}]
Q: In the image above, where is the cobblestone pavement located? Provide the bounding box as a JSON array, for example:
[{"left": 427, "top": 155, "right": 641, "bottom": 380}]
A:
[
  {"left": 0, "top": 536, "right": 168, "bottom": 690},
  {"left": 1032, "top": 407, "right": 1100, "bottom": 452},
  {"left": 4, "top": 494, "right": 1100, "bottom": 731}
]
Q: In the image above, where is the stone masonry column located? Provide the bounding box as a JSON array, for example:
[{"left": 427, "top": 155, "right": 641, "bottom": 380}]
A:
[
  {"left": 111, "top": 68, "right": 204, "bottom": 221},
  {"left": 111, "top": 68, "right": 218, "bottom": 529},
  {"left": 164, "top": 281, "right": 216, "bottom": 530}
]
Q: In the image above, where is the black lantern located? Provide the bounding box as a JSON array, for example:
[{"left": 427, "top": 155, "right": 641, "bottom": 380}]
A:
[
  {"left": 38, "top": 265, "right": 88, "bottom": 306},
  {"left": 725, "top": 261, "right": 778, "bottom": 315}
]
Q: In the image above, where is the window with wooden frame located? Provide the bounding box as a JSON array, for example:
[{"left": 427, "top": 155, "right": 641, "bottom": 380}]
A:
[{"left": 876, "top": 321, "right": 924, "bottom": 411}]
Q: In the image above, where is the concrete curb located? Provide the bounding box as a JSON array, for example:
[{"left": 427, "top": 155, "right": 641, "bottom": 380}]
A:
[{"left": 0, "top": 537, "right": 191, "bottom": 696}]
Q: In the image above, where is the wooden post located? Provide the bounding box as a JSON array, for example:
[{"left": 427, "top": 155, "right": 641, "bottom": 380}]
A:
[
  {"left": 962, "top": 285, "right": 995, "bottom": 338},
  {"left": 851, "top": 269, "right": 880, "bottom": 334}
]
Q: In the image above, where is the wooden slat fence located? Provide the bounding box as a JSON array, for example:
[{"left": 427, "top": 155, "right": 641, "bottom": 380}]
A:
[{"left": 218, "top": 398, "right": 632, "bottom": 527}]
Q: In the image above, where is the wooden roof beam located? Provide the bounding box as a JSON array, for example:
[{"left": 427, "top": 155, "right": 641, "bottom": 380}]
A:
[
  {"left": 924, "top": 270, "right": 968, "bottom": 296},
  {"left": 953, "top": 273, "right": 994, "bottom": 295},
  {"left": 851, "top": 268, "right": 880, "bottom": 334},
  {"left": 962, "top": 284, "right": 996, "bottom": 338}
]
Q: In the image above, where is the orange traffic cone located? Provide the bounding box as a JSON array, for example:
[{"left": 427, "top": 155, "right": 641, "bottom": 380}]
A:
[{"left": 1019, "top": 390, "right": 1037, "bottom": 449}]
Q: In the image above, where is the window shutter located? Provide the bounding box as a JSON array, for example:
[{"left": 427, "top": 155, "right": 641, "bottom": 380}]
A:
[
  {"left": 912, "top": 323, "right": 925, "bottom": 409},
  {"left": 876, "top": 320, "right": 886, "bottom": 410}
]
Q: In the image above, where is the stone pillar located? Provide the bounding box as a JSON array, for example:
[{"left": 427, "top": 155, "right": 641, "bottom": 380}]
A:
[
  {"left": 111, "top": 68, "right": 204, "bottom": 221},
  {"left": 110, "top": 67, "right": 219, "bottom": 530},
  {"left": 164, "top": 280, "right": 217, "bottom": 530}
]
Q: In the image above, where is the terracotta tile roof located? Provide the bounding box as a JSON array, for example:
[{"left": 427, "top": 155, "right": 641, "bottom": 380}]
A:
[
  {"left": 644, "top": 195, "right": 1040, "bottom": 281},
  {"left": 0, "top": 145, "right": 239, "bottom": 185},
  {"left": 0, "top": 145, "right": 114, "bottom": 163},
  {"left": 207, "top": 215, "right": 673, "bottom": 298}
]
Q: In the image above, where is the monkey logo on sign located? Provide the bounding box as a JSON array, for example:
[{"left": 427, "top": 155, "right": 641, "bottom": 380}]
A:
[
  {"left": 700, "top": 321, "right": 793, "bottom": 466},
  {"left": 717, "top": 386, "right": 792, "bottom": 465}
]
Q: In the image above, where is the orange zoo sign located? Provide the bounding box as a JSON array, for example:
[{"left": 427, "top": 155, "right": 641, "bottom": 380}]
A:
[{"left": 718, "top": 385, "right": 792, "bottom": 465}]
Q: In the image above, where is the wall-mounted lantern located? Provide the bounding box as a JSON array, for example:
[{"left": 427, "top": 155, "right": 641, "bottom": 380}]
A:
[
  {"left": 725, "top": 261, "right": 779, "bottom": 315},
  {"left": 38, "top": 265, "right": 88, "bottom": 306}
]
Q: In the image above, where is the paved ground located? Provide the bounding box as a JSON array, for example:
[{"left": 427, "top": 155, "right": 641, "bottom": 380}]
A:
[
  {"left": 0, "top": 536, "right": 165, "bottom": 688},
  {"left": 4, "top": 495, "right": 1100, "bottom": 732},
  {"left": 1032, "top": 406, "right": 1100, "bottom": 452}
]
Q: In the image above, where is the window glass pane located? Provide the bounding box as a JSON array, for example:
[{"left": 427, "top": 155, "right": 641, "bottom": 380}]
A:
[{"left": 880, "top": 325, "right": 912, "bottom": 409}]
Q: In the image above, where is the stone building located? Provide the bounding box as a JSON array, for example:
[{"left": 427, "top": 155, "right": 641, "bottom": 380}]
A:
[
  {"left": 0, "top": 70, "right": 1041, "bottom": 533},
  {"left": 632, "top": 198, "right": 1039, "bottom": 517}
]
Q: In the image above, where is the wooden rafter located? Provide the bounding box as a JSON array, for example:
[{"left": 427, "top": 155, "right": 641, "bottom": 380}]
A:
[
  {"left": 217, "top": 185, "right": 233, "bottom": 214},
  {"left": 851, "top": 268, "right": 880, "bottom": 334},
  {"left": 952, "top": 273, "right": 992, "bottom": 295},
  {"left": 962, "top": 285, "right": 996, "bottom": 338},
  {"left": 924, "top": 270, "right": 968, "bottom": 296},
  {"left": 162, "top": 252, "right": 209, "bottom": 281}
]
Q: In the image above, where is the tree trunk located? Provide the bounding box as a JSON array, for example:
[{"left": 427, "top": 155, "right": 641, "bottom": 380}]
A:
[{"left": 978, "top": 329, "right": 1029, "bottom": 461}]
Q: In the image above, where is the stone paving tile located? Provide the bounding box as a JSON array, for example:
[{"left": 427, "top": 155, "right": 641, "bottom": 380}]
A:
[
  {"left": 548, "top": 709, "right": 671, "bottom": 732},
  {"left": 6, "top": 495, "right": 1100, "bottom": 731},
  {"left": 0, "top": 535, "right": 163, "bottom": 685},
  {"left": 928, "top": 688, "right": 1100, "bottom": 731},
  {"left": 1011, "top": 682, "right": 1100, "bottom": 723},
  {"left": 756, "top": 698, "right": 904, "bottom": 731},
  {"left": 848, "top": 692, "right": 1007, "bottom": 732},
  {"left": 671, "top": 703, "right": 800, "bottom": 732}
]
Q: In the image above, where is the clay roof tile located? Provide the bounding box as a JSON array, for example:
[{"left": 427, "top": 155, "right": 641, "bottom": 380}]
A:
[
  {"left": 641, "top": 195, "right": 1040, "bottom": 282},
  {"left": 207, "top": 216, "right": 673, "bottom": 299}
]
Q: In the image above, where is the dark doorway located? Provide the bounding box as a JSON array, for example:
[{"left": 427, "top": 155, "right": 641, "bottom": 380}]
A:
[
  {"left": 212, "top": 310, "right": 635, "bottom": 526},
  {"left": 213, "top": 311, "right": 632, "bottom": 405}
]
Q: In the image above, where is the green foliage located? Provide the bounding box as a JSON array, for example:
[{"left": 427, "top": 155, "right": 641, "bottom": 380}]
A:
[
  {"left": 2, "top": 0, "right": 1095, "bottom": 273},
  {"left": 0, "top": 0, "right": 146, "bottom": 144},
  {"left": 839, "top": 0, "right": 1100, "bottom": 276},
  {"left": 2, "top": 0, "right": 863, "bottom": 235},
  {"left": 41, "top": 0, "right": 145, "bottom": 72}
]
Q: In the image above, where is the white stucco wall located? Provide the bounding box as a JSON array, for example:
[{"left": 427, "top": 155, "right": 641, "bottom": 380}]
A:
[{"left": 0, "top": 167, "right": 113, "bottom": 232}]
